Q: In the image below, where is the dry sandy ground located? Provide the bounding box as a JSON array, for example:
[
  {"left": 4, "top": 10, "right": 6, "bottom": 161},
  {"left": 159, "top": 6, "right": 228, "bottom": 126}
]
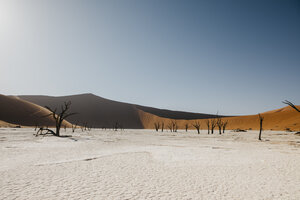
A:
[{"left": 0, "top": 128, "right": 299, "bottom": 200}]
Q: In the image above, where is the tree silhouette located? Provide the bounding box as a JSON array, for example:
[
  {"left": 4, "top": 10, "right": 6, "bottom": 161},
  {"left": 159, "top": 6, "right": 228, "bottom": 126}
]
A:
[
  {"left": 258, "top": 113, "right": 264, "bottom": 140},
  {"left": 185, "top": 123, "right": 189, "bottom": 132},
  {"left": 154, "top": 122, "right": 160, "bottom": 132},
  {"left": 167, "top": 122, "right": 173, "bottom": 132},
  {"left": 217, "top": 117, "right": 223, "bottom": 134},
  {"left": 43, "top": 101, "right": 77, "bottom": 137},
  {"left": 222, "top": 120, "right": 228, "bottom": 133},
  {"left": 210, "top": 118, "right": 217, "bottom": 134},
  {"left": 161, "top": 122, "right": 164, "bottom": 132},
  {"left": 206, "top": 120, "right": 210, "bottom": 134},
  {"left": 72, "top": 123, "right": 78, "bottom": 133},
  {"left": 172, "top": 120, "right": 178, "bottom": 132},
  {"left": 192, "top": 121, "right": 201, "bottom": 134}
]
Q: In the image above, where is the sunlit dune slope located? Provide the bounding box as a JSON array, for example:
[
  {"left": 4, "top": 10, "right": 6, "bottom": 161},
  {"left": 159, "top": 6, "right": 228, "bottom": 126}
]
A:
[
  {"left": 18, "top": 93, "right": 300, "bottom": 131},
  {"left": 0, "top": 94, "right": 72, "bottom": 127},
  {"left": 138, "top": 106, "right": 300, "bottom": 131}
]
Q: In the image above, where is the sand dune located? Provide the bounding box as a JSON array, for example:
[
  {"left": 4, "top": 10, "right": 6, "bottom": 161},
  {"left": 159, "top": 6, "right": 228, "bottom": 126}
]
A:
[
  {"left": 19, "top": 93, "right": 144, "bottom": 128},
  {"left": 0, "top": 120, "right": 18, "bottom": 128},
  {"left": 19, "top": 93, "right": 221, "bottom": 129},
  {"left": 0, "top": 94, "right": 71, "bottom": 128},
  {"left": 138, "top": 105, "right": 300, "bottom": 131},
  {"left": 10, "top": 93, "right": 300, "bottom": 131}
]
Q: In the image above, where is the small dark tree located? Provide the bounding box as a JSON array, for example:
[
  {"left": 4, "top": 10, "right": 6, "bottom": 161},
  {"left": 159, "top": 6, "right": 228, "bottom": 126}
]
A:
[
  {"left": 172, "top": 120, "right": 178, "bottom": 132},
  {"left": 34, "top": 121, "right": 39, "bottom": 131},
  {"left": 43, "top": 101, "right": 77, "bottom": 137},
  {"left": 84, "top": 122, "right": 88, "bottom": 131},
  {"left": 211, "top": 118, "right": 216, "bottom": 134},
  {"left": 154, "top": 122, "right": 160, "bottom": 132},
  {"left": 258, "top": 113, "right": 264, "bottom": 140},
  {"left": 217, "top": 118, "right": 223, "bottom": 134},
  {"left": 161, "top": 122, "right": 164, "bottom": 132},
  {"left": 185, "top": 123, "right": 189, "bottom": 132},
  {"left": 206, "top": 120, "right": 210, "bottom": 134},
  {"left": 113, "top": 122, "right": 119, "bottom": 131},
  {"left": 192, "top": 121, "right": 201, "bottom": 134},
  {"left": 167, "top": 121, "right": 173, "bottom": 132},
  {"left": 222, "top": 120, "right": 228, "bottom": 133},
  {"left": 72, "top": 123, "right": 78, "bottom": 133}
]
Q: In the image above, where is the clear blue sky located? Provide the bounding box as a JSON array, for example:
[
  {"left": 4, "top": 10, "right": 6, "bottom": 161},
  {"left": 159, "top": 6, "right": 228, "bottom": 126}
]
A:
[{"left": 1, "top": 0, "right": 299, "bottom": 115}]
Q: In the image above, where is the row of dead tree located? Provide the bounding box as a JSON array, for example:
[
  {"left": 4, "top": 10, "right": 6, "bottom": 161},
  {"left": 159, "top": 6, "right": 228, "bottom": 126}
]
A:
[
  {"left": 34, "top": 100, "right": 299, "bottom": 139},
  {"left": 154, "top": 100, "right": 299, "bottom": 141},
  {"left": 154, "top": 117, "right": 229, "bottom": 135}
]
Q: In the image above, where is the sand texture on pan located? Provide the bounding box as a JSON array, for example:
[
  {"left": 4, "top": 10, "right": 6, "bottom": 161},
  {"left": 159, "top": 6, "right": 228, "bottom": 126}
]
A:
[{"left": 1, "top": 128, "right": 299, "bottom": 200}]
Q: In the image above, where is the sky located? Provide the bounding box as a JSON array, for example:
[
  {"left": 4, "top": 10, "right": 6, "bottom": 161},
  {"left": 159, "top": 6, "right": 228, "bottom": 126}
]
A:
[{"left": 0, "top": 0, "right": 300, "bottom": 115}]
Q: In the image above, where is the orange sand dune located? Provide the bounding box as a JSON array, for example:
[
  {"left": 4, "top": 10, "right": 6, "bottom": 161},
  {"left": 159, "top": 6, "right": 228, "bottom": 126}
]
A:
[
  {"left": 138, "top": 106, "right": 300, "bottom": 131},
  {"left": 0, "top": 94, "right": 71, "bottom": 127},
  {"left": 19, "top": 94, "right": 220, "bottom": 129},
  {"left": 0, "top": 120, "right": 19, "bottom": 128},
  {"left": 18, "top": 93, "right": 300, "bottom": 131}
]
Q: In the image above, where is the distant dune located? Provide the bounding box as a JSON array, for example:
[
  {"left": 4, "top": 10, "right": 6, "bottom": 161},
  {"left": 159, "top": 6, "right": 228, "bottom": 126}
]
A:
[
  {"left": 0, "top": 94, "right": 71, "bottom": 127},
  {"left": 19, "top": 93, "right": 221, "bottom": 129},
  {"left": 0, "top": 93, "right": 296, "bottom": 131},
  {"left": 0, "top": 120, "right": 18, "bottom": 128},
  {"left": 138, "top": 106, "right": 300, "bottom": 131}
]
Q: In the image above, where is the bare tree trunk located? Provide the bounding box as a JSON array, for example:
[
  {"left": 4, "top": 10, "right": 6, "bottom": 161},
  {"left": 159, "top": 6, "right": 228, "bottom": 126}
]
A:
[
  {"left": 222, "top": 121, "right": 228, "bottom": 133},
  {"left": 206, "top": 120, "right": 210, "bottom": 134},
  {"left": 185, "top": 123, "right": 189, "bottom": 132},
  {"left": 154, "top": 122, "right": 160, "bottom": 132},
  {"left": 193, "top": 121, "right": 201, "bottom": 134},
  {"left": 211, "top": 118, "right": 216, "bottom": 134},
  {"left": 258, "top": 114, "right": 264, "bottom": 140}
]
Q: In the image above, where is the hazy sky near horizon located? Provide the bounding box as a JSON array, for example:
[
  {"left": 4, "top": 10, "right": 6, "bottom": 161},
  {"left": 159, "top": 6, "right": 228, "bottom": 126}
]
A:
[{"left": 1, "top": 0, "right": 300, "bottom": 115}]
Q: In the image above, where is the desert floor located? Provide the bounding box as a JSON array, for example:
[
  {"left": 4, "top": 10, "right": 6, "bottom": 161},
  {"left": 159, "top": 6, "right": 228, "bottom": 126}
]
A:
[{"left": 0, "top": 128, "right": 299, "bottom": 200}]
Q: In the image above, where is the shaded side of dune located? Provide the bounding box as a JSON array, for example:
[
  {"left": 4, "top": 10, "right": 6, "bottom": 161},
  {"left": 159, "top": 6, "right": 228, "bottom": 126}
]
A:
[
  {"left": 19, "top": 94, "right": 144, "bottom": 129},
  {"left": 0, "top": 94, "right": 71, "bottom": 127}
]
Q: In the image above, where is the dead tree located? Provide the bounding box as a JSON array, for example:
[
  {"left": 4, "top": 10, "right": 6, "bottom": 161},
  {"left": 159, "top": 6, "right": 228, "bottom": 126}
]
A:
[
  {"left": 217, "top": 118, "right": 223, "bottom": 134},
  {"left": 185, "top": 123, "right": 189, "bottom": 132},
  {"left": 192, "top": 121, "right": 201, "bottom": 134},
  {"left": 206, "top": 120, "right": 210, "bottom": 134},
  {"left": 84, "top": 122, "right": 88, "bottom": 131},
  {"left": 222, "top": 120, "right": 228, "bottom": 133},
  {"left": 113, "top": 122, "right": 119, "bottom": 131},
  {"left": 283, "top": 100, "right": 300, "bottom": 112},
  {"left": 161, "top": 122, "right": 164, "bottom": 132},
  {"left": 34, "top": 121, "right": 39, "bottom": 131},
  {"left": 43, "top": 101, "right": 77, "bottom": 137},
  {"left": 154, "top": 122, "right": 160, "bottom": 132},
  {"left": 167, "top": 121, "right": 173, "bottom": 132},
  {"left": 172, "top": 120, "right": 178, "bottom": 132},
  {"left": 258, "top": 113, "right": 264, "bottom": 140},
  {"left": 72, "top": 123, "right": 78, "bottom": 133},
  {"left": 211, "top": 118, "right": 216, "bottom": 134}
]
